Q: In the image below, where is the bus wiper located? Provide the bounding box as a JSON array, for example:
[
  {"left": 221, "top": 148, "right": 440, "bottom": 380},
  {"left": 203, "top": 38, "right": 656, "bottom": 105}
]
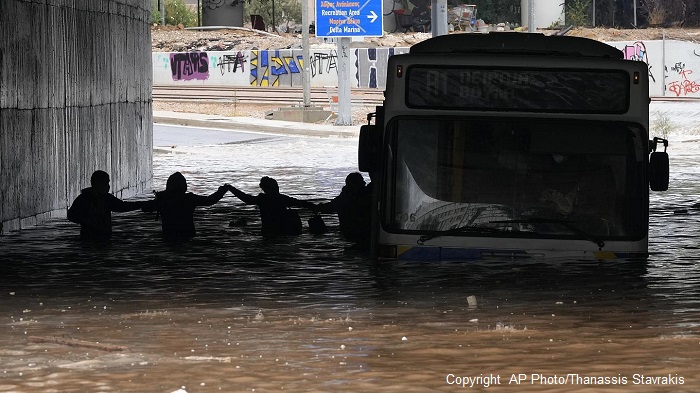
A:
[
  {"left": 489, "top": 218, "right": 605, "bottom": 249},
  {"left": 417, "top": 225, "right": 503, "bottom": 245}
]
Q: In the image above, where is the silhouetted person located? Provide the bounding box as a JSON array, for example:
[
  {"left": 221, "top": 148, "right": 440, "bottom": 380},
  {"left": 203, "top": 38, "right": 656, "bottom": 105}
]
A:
[
  {"left": 227, "top": 176, "right": 315, "bottom": 237},
  {"left": 316, "top": 172, "right": 372, "bottom": 248},
  {"left": 142, "top": 172, "right": 228, "bottom": 242},
  {"left": 67, "top": 170, "right": 144, "bottom": 240}
]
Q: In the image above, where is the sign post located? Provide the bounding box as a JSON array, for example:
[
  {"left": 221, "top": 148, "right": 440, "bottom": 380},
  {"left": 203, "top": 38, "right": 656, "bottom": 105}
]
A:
[
  {"left": 335, "top": 38, "right": 352, "bottom": 125},
  {"left": 315, "top": 0, "right": 383, "bottom": 38},
  {"left": 315, "top": 0, "right": 383, "bottom": 125},
  {"left": 302, "top": 0, "right": 311, "bottom": 107}
]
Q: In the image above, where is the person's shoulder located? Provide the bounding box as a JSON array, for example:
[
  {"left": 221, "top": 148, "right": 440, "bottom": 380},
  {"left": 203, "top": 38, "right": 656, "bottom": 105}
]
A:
[
  {"left": 184, "top": 192, "right": 203, "bottom": 201},
  {"left": 77, "top": 187, "right": 99, "bottom": 198},
  {"left": 72, "top": 190, "right": 88, "bottom": 202},
  {"left": 156, "top": 190, "right": 183, "bottom": 204},
  {"left": 279, "top": 193, "right": 300, "bottom": 201}
]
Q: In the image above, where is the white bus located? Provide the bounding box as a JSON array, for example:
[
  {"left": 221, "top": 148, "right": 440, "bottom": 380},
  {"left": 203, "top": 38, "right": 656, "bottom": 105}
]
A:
[{"left": 359, "top": 33, "right": 669, "bottom": 261}]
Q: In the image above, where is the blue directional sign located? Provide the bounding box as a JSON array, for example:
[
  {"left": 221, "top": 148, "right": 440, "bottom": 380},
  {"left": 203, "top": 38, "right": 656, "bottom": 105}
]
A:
[{"left": 315, "top": 0, "right": 383, "bottom": 37}]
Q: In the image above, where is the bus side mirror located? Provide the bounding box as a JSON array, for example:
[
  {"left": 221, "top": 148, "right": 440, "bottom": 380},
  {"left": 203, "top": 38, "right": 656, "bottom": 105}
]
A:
[
  {"left": 649, "top": 137, "right": 669, "bottom": 192},
  {"left": 649, "top": 151, "right": 669, "bottom": 191},
  {"left": 359, "top": 124, "right": 380, "bottom": 172}
]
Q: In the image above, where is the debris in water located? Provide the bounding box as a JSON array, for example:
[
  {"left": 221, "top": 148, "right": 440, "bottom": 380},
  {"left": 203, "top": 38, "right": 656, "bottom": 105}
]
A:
[
  {"left": 184, "top": 356, "right": 232, "bottom": 363},
  {"left": 27, "top": 336, "right": 128, "bottom": 352}
]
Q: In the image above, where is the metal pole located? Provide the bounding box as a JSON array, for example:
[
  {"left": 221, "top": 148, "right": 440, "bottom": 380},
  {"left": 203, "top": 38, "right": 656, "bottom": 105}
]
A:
[
  {"left": 302, "top": 0, "right": 311, "bottom": 107},
  {"left": 197, "top": 0, "right": 201, "bottom": 27},
  {"left": 592, "top": 0, "right": 596, "bottom": 27},
  {"left": 528, "top": 0, "right": 535, "bottom": 32},
  {"left": 633, "top": 0, "right": 637, "bottom": 27},
  {"left": 662, "top": 30, "right": 666, "bottom": 96},
  {"left": 431, "top": 0, "right": 448, "bottom": 37},
  {"left": 161, "top": 0, "right": 165, "bottom": 26},
  {"left": 272, "top": 0, "right": 276, "bottom": 33}
]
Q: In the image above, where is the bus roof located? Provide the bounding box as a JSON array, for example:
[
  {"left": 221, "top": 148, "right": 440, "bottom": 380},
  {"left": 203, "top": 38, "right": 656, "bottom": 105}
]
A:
[{"left": 409, "top": 33, "right": 623, "bottom": 59}]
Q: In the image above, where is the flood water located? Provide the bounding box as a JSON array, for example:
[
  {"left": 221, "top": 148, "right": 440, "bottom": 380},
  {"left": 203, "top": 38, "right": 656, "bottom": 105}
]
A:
[{"left": 2, "top": 103, "right": 700, "bottom": 392}]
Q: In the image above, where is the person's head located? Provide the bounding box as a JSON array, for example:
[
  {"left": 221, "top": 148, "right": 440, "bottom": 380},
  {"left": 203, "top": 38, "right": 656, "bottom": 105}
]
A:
[
  {"left": 166, "top": 172, "right": 187, "bottom": 194},
  {"left": 90, "top": 170, "right": 110, "bottom": 193},
  {"left": 259, "top": 176, "right": 279, "bottom": 195},
  {"left": 345, "top": 172, "right": 366, "bottom": 191}
]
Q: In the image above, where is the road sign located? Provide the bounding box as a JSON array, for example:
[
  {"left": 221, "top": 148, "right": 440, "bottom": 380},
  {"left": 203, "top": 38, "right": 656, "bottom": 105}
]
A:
[{"left": 315, "top": 0, "right": 383, "bottom": 37}]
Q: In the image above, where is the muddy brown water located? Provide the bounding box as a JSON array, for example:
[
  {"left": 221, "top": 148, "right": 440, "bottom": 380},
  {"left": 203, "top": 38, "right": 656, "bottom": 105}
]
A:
[{"left": 1, "top": 123, "right": 700, "bottom": 392}]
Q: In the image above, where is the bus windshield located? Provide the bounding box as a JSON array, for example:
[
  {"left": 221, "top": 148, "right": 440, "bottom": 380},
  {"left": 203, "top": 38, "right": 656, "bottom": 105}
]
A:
[{"left": 385, "top": 117, "right": 648, "bottom": 240}]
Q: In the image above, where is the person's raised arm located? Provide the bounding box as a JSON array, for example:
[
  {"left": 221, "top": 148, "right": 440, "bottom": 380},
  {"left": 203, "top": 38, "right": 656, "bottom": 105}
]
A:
[
  {"left": 108, "top": 194, "right": 145, "bottom": 213},
  {"left": 193, "top": 184, "right": 229, "bottom": 207},
  {"left": 315, "top": 194, "right": 343, "bottom": 214},
  {"left": 227, "top": 184, "right": 259, "bottom": 205},
  {"left": 282, "top": 194, "right": 316, "bottom": 211},
  {"left": 141, "top": 197, "right": 158, "bottom": 213}
]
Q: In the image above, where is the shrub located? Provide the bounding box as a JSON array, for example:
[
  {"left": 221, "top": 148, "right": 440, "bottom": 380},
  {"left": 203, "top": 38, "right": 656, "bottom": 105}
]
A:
[
  {"left": 651, "top": 111, "right": 674, "bottom": 139},
  {"left": 566, "top": 0, "right": 591, "bottom": 27},
  {"left": 246, "top": 0, "right": 301, "bottom": 32},
  {"left": 151, "top": 0, "right": 198, "bottom": 27},
  {"left": 642, "top": 0, "right": 668, "bottom": 25}
]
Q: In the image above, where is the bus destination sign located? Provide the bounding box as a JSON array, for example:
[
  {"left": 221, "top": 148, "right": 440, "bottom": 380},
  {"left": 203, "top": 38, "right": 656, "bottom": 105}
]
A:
[{"left": 315, "top": 0, "right": 383, "bottom": 38}]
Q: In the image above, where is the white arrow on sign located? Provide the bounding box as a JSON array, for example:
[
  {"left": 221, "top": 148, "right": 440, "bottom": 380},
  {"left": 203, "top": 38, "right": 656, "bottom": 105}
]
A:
[{"left": 366, "top": 10, "right": 378, "bottom": 23}]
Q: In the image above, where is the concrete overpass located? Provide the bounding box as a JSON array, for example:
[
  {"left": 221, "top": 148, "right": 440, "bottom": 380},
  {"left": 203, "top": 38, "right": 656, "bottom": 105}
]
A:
[{"left": 1, "top": 0, "right": 153, "bottom": 232}]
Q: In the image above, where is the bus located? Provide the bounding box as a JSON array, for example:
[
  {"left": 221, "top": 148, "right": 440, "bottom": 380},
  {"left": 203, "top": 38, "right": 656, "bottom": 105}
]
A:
[{"left": 359, "top": 33, "right": 669, "bottom": 261}]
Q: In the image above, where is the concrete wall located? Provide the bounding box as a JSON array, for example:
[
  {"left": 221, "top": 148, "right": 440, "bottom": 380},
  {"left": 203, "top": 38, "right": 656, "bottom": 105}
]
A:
[
  {"left": 154, "top": 47, "right": 410, "bottom": 88},
  {"left": 153, "top": 40, "right": 700, "bottom": 98},
  {"left": 1, "top": 0, "right": 153, "bottom": 232},
  {"left": 608, "top": 40, "right": 700, "bottom": 98}
]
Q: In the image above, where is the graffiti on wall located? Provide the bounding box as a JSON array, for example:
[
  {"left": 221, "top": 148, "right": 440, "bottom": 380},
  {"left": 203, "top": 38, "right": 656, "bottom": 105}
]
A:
[
  {"left": 622, "top": 41, "right": 656, "bottom": 83},
  {"left": 355, "top": 48, "right": 408, "bottom": 88},
  {"left": 170, "top": 52, "right": 209, "bottom": 81},
  {"left": 309, "top": 52, "right": 338, "bottom": 78},
  {"left": 154, "top": 41, "right": 700, "bottom": 96},
  {"left": 668, "top": 61, "right": 700, "bottom": 97},
  {"left": 250, "top": 50, "right": 305, "bottom": 86},
  {"left": 211, "top": 52, "right": 247, "bottom": 75},
  {"left": 155, "top": 53, "right": 169, "bottom": 70}
]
